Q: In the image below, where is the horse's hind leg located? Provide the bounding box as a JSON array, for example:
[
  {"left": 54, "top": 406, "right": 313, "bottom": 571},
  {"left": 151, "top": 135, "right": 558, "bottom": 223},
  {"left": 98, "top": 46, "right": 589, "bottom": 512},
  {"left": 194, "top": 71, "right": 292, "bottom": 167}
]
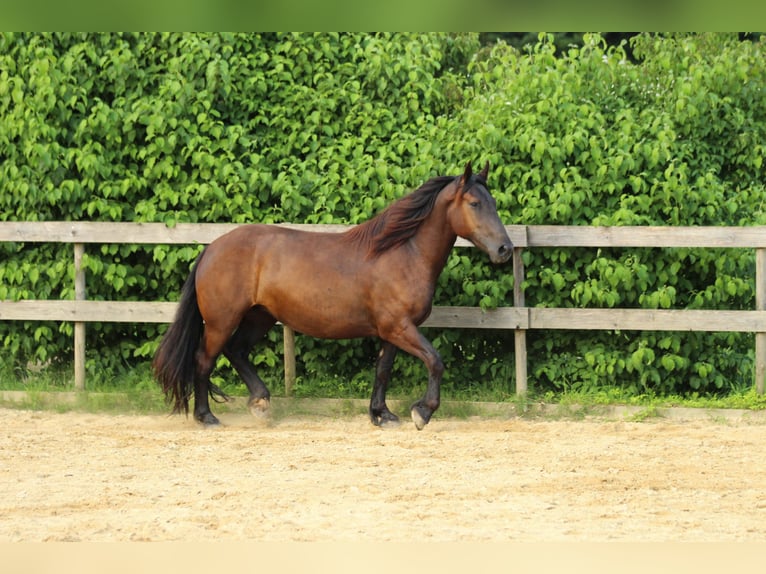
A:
[
  {"left": 192, "top": 310, "right": 252, "bottom": 426},
  {"left": 223, "top": 307, "right": 277, "bottom": 418},
  {"left": 193, "top": 325, "right": 234, "bottom": 426}
]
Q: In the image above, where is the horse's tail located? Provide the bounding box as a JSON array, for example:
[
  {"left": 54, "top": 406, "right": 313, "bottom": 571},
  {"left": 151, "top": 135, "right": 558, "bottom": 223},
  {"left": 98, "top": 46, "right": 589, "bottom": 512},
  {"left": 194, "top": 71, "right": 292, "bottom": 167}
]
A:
[{"left": 153, "top": 248, "right": 218, "bottom": 415}]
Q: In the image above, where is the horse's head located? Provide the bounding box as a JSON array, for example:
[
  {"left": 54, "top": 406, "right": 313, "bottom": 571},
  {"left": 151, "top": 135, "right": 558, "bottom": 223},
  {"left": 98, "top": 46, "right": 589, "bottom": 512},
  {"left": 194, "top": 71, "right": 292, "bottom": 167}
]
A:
[{"left": 447, "top": 161, "right": 513, "bottom": 264}]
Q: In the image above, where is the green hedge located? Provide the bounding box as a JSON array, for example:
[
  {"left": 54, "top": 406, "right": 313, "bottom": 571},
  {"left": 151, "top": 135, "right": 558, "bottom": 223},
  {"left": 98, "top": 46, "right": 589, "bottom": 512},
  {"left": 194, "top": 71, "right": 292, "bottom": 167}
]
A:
[
  {"left": 453, "top": 33, "right": 766, "bottom": 394},
  {"left": 1, "top": 33, "right": 765, "bottom": 397}
]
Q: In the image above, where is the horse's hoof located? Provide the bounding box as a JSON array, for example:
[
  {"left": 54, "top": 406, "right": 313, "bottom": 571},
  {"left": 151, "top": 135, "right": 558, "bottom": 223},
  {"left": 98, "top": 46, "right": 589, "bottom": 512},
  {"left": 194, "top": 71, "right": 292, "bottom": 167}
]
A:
[
  {"left": 379, "top": 417, "right": 402, "bottom": 429},
  {"left": 410, "top": 404, "right": 433, "bottom": 430},
  {"left": 372, "top": 414, "right": 401, "bottom": 429},
  {"left": 196, "top": 412, "right": 221, "bottom": 427},
  {"left": 248, "top": 397, "right": 271, "bottom": 418},
  {"left": 370, "top": 408, "right": 400, "bottom": 428},
  {"left": 410, "top": 408, "right": 427, "bottom": 431}
]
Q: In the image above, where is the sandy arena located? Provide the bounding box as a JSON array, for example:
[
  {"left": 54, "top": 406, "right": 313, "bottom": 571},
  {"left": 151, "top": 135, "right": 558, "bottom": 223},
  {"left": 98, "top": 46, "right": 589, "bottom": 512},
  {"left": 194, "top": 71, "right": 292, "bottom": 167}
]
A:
[{"left": 2, "top": 405, "right": 766, "bottom": 542}]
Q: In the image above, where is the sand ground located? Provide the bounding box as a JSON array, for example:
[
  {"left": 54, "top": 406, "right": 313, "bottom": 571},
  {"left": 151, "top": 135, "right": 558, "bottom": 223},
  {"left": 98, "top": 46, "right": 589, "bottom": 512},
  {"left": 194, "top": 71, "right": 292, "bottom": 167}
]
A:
[{"left": 2, "top": 406, "right": 766, "bottom": 542}]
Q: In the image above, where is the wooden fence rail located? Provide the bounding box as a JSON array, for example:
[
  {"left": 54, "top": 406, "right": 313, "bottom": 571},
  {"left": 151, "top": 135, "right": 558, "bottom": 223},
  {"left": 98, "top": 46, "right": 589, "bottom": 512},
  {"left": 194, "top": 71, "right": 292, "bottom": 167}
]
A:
[{"left": 2, "top": 221, "right": 765, "bottom": 396}]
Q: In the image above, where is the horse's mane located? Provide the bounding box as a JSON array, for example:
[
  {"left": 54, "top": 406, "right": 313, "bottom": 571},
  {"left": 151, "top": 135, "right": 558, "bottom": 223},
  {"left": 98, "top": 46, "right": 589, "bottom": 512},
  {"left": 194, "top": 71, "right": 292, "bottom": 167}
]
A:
[
  {"left": 343, "top": 176, "right": 455, "bottom": 257},
  {"left": 343, "top": 173, "right": 484, "bottom": 257}
]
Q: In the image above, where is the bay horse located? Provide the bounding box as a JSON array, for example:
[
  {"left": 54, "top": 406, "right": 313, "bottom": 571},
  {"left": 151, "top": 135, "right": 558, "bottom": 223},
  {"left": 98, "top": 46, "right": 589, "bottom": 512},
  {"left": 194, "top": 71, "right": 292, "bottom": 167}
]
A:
[{"left": 153, "top": 161, "right": 513, "bottom": 429}]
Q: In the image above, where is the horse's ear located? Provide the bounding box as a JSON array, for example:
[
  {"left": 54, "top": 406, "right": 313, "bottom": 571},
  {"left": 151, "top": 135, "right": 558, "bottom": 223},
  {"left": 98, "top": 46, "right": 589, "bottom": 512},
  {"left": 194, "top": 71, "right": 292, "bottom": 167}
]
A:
[
  {"left": 479, "top": 162, "right": 490, "bottom": 182},
  {"left": 459, "top": 161, "right": 473, "bottom": 188}
]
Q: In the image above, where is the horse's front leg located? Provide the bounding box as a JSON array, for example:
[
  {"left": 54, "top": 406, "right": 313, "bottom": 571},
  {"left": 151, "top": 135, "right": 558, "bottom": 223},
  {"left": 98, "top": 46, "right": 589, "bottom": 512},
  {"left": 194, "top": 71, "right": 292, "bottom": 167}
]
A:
[
  {"left": 369, "top": 340, "right": 400, "bottom": 427},
  {"left": 382, "top": 324, "right": 443, "bottom": 430},
  {"left": 410, "top": 345, "right": 444, "bottom": 430}
]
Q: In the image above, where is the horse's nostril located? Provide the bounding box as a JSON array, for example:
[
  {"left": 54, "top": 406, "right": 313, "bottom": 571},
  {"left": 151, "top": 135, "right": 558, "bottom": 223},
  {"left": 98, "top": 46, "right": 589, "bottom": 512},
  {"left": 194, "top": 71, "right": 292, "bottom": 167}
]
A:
[{"left": 494, "top": 243, "right": 513, "bottom": 263}]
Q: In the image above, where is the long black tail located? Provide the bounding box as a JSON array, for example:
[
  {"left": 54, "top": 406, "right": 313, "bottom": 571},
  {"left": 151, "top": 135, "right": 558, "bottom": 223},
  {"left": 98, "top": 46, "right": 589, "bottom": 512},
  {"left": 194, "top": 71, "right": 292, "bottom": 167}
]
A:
[{"left": 153, "top": 248, "right": 226, "bottom": 415}]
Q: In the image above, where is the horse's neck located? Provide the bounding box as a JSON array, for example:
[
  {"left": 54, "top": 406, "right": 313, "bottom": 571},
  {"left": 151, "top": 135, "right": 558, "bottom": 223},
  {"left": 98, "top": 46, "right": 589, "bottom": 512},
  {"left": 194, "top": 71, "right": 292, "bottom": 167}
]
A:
[{"left": 408, "top": 199, "right": 457, "bottom": 280}]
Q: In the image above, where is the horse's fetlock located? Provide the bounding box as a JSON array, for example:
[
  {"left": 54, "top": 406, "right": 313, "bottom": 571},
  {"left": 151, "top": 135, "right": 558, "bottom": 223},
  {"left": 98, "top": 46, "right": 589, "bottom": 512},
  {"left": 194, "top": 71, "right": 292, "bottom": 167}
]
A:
[{"left": 425, "top": 398, "right": 440, "bottom": 411}]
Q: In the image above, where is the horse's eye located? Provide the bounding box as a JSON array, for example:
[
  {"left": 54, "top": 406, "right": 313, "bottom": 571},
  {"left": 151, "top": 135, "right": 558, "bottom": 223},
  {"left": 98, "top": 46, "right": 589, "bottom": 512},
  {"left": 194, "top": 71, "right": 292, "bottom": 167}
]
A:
[{"left": 469, "top": 201, "right": 480, "bottom": 208}]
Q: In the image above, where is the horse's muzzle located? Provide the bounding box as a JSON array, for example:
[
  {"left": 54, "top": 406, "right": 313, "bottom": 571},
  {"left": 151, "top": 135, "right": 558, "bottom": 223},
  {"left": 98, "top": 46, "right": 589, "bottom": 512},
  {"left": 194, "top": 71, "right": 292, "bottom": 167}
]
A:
[{"left": 491, "top": 241, "right": 513, "bottom": 264}]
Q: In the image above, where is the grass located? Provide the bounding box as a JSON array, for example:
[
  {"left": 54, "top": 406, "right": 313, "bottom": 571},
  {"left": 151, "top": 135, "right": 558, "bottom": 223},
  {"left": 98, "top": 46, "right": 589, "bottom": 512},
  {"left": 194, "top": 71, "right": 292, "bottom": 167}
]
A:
[
  {"left": 2, "top": 362, "right": 766, "bottom": 419},
  {"left": 536, "top": 385, "right": 766, "bottom": 411}
]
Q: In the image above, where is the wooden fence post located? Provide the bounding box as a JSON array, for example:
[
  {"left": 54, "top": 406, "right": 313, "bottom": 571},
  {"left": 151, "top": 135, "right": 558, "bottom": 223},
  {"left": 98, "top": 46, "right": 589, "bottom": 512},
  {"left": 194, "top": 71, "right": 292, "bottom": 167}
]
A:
[
  {"left": 513, "top": 246, "right": 527, "bottom": 395},
  {"left": 756, "top": 248, "right": 766, "bottom": 395},
  {"left": 73, "top": 243, "right": 86, "bottom": 391},
  {"left": 283, "top": 325, "right": 296, "bottom": 396}
]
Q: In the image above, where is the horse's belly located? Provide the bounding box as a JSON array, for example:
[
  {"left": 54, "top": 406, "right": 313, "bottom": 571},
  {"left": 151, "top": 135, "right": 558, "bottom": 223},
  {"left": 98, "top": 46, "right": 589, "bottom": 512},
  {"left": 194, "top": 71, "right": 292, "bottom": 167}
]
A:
[
  {"left": 258, "top": 280, "right": 376, "bottom": 340},
  {"left": 274, "top": 303, "right": 375, "bottom": 339}
]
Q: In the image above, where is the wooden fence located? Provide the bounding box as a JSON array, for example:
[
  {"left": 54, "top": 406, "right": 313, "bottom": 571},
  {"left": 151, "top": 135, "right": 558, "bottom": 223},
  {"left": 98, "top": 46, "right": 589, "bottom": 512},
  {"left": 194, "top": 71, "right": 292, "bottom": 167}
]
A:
[{"left": 2, "top": 221, "right": 766, "bottom": 396}]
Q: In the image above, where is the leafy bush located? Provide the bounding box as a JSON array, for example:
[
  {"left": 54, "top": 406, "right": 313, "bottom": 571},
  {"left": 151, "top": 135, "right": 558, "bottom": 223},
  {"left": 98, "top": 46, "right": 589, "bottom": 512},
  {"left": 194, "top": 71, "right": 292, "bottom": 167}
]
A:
[
  {"left": 2, "top": 32, "right": 765, "bottom": 397},
  {"left": 438, "top": 33, "right": 766, "bottom": 394}
]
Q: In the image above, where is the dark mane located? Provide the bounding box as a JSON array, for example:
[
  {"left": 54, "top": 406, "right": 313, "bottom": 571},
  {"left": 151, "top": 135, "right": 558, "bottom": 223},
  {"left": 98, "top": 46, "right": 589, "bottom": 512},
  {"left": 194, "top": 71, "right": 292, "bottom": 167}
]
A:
[{"left": 343, "top": 175, "right": 458, "bottom": 257}]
